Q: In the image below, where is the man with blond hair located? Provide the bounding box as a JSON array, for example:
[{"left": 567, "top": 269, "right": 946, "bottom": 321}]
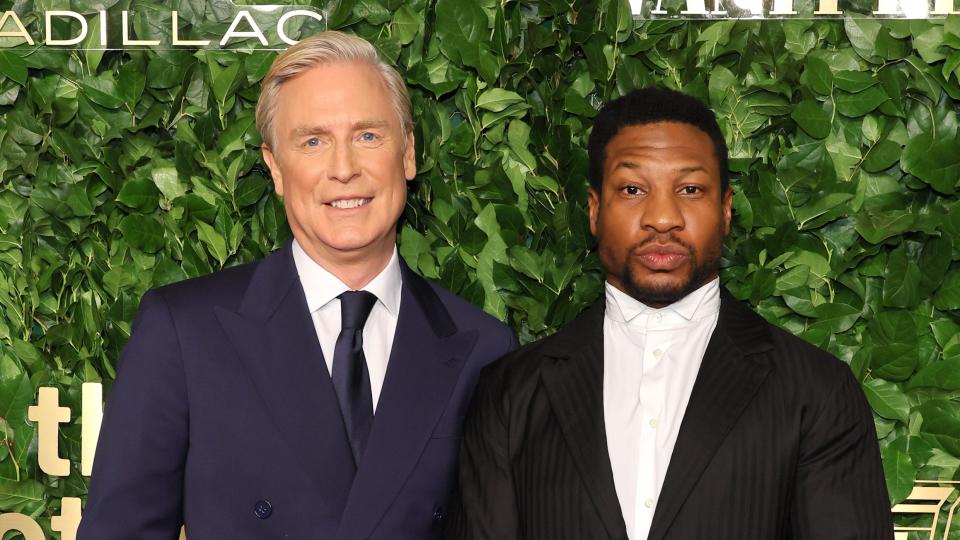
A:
[{"left": 79, "top": 31, "right": 516, "bottom": 540}]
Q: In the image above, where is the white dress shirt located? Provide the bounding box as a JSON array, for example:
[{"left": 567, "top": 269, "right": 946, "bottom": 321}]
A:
[
  {"left": 291, "top": 239, "right": 402, "bottom": 411},
  {"left": 603, "top": 277, "right": 721, "bottom": 540}
]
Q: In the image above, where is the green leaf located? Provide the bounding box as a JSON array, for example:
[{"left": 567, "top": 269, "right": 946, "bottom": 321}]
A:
[
  {"left": 708, "top": 65, "right": 738, "bottom": 108},
  {"left": 804, "top": 56, "right": 833, "bottom": 96},
  {"left": 116, "top": 179, "right": 161, "bottom": 213},
  {"left": 151, "top": 166, "right": 187, "bottom": 201},
  {"left": 914, "top": 27, "right": 947, "bottom": 64},
  {"left": 0, "top": 479, "right": 44, "bottom": 514},
  {"left": 507, "top": 245, "right": 544, "bottom": 282},
  {"left": 919, "top": 236, "right": 952, "bottom": 295},
  {"left": 80, "top": 75, "right": 125, "bottom": 109},
  {"left": 0, "top": 52, "right": 28, "bottom": 85},
  {"left": 934, "top": 270, "right": 960, "bottom": 311},
  {"left": 791, "top": 99, "right": 831, "bottom": 139},
  {"left": 917, "top": 400, "right": 960, "bottom": 456},
  {"left": 835, "top": 87, "right": 889, "bottom": 118},
  {"left": 391, "top": 4, "right": 423, "bottom": 45},
  {"left": 844, "top": 18, "right": 882, "bottom": 60},
  {"left": 901, "top": 133, "right": 960, "bottom": 195},
  {"left": 833, "top": 71, "right": 877, "bottom": 93},
  {"left": 477, "top": 88, "right": 525, "bottom": 113},
  {"left": 209, "top": 58, "right": 242, "bottom": 107},
  {"left": 196, "top": 221, "right": 228, "bottom": 266},
  {"left": 808, "top": 303, "right": 861, "bottom": 334},
  {"left": 435, "top": 0, "right": 486, "bottom": 65},
  {"left": 862, "top": 140, "right": 901, "bottom": 173},
  {"left": 118, "top": 214, "right": 165, "bottom": 253},
  {"left": 882, "top": 245, "right": 921, "bottom": 308},
  {"left": 868, "top": 310, "right": 918, "bottom": 381},
  {"left": 880, "top": 447, "right": 915, "bottom": 505},
  {"left": 908, "top": 358, "right": 960, "bottom": 390},
  {"left": 854, "top": 210, "right": 915, "bottom": 244},
  {"left": 863, "top": 379, "right": 910, "bottom": 422}
]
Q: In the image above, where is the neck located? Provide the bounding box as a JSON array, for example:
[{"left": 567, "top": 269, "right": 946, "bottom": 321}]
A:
[{"left": 296, "top": 238, "right": 395, "bottom": 290}]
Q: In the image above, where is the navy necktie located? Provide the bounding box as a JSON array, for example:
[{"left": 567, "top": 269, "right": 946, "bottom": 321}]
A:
[{"left": 331, "top": 290, "right": 377, "bottom": 467}]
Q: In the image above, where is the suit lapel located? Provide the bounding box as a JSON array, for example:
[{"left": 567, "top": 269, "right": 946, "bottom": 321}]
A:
[
  {"left": 541, "top": 303, "right": 629, "bottom": 540},
  {"left": 336, "top": 262, "right": 477, "bottom": 540},
  {"left": 646, "top": 289, "right": 773, "bottom": 540},
  {"left": 214, "top": 243, "right": 356, "bottom": 516}
]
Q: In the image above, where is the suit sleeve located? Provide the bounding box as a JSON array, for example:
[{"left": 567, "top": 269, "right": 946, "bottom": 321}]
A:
[
  {"left": 78, "top": 290, "right": 188, "bottom": 540},
  {"left": 445, "top": 359, "right": 521, "bottom": 540},
  {"left": 789, "top": 363, "right": 894, "bottom": 539}
]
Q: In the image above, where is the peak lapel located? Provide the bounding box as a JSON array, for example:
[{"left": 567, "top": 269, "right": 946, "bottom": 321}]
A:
[
  {"left": 646, "top": 290, "right": 773, "bottom": 540},
  {"left": 214, "top": 243, "right": 355, "bottom": 516},
  {"left": 541, "top": 303, "right": 629, "bottom": 540},
  {"left": 336, "top": 264, "right": 477, "bottom": 540}
]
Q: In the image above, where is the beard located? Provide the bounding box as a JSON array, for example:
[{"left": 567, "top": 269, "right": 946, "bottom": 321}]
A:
[{"left": 613, "top": 231, "right": 723, "bottom": 306}]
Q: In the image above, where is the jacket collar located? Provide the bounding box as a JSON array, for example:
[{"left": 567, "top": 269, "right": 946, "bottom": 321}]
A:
[
  {"left": 540, "top": 286, "right": 774, "bottom": 540},
  {"left": 216, "top": 242, "right": 473, "bottom": 534}
]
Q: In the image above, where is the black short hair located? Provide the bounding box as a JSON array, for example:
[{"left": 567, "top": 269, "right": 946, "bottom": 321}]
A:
[{"left": 587, "top": 87, "right": 729, "bottom": 194}]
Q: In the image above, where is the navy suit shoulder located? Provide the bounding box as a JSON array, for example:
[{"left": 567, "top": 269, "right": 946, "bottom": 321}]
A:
[
  {"left": 82, "top": 245, "right": 521, "bottom": 540},
  {"left": 423, "top": 279, "right": 516, "bottom": 350},
  {"left": 148, "top": 256, "right": 261, "bottom": 314}
]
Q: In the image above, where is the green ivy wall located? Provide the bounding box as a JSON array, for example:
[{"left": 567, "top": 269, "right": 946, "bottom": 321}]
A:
[{"left": 0, "top": 0, "right": 959, "bottom": 536}]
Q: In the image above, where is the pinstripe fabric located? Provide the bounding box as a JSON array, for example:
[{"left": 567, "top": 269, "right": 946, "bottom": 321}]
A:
[{"left": 446, "top": 288, "right": 893, "bottom": 540}]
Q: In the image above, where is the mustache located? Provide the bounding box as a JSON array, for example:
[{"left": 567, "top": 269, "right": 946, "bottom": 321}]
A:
[{"left": 628, "top": 233, "right": 696, "bottom": 256}]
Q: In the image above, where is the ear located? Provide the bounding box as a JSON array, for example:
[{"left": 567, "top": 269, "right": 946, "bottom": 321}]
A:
[
  {"left": 262, "top": 145, "right": 284, "bottom": 197},
  {"left": 403, "top": 130, "right": 417, "bottom": 181},
  {"left": 722, "top": 185, "right": 733, "bottom": 236},
  {"left": 588, "top": 187, "right": 600, "bottom": 237}
]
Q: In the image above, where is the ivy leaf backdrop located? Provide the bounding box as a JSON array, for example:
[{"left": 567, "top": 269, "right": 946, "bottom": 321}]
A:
[{"left": 0, "top": 0, "right": 958, "bottom": 534}]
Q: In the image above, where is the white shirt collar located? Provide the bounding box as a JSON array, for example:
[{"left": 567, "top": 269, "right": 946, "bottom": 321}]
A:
[
  {"left": 605, "top": 276, "right": 721, "bottom": 325},
  {"left": 291, "top": 239, "right": 402, "bottom": 315}
]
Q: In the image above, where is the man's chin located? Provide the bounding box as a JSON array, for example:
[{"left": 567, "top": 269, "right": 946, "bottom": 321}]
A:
[
  {"left": 626, "top": 284, "right": 690, "bottom": 306},
  {"left": 622, "top": 270, "right": 696, "bottom": 306}
]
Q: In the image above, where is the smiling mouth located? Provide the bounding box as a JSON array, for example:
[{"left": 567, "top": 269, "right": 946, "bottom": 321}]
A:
[{"left": 328, "top": 198, "right": 372, "bottom": 209}]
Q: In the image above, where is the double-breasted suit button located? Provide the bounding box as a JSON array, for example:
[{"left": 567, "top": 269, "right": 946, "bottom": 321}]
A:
[
  {"left": 253, "top": 500, "right": 273, "bottom": 519},
  {"left": 432, "top": 506, "right": 444, "bottom": 523}
]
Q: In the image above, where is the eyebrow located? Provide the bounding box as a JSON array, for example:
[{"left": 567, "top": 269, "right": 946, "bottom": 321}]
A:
[
  {"left": 614, "top": 161, "right": 708, "bottom": 175},
  {"left": 290, "top": 119, "right": 390, "bottom": 138}
]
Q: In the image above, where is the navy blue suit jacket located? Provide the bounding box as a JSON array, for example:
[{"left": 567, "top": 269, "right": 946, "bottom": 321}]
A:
[{"left": 78, "top": 242, "right": 517, "bottom": 540}]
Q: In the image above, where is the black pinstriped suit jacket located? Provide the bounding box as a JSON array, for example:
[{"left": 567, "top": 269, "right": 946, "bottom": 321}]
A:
[{"left": 445, "top": 288, "right": 893, "bottom": 540}]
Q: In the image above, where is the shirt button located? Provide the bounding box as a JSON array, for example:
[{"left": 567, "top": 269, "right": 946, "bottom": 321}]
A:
[
  {"left": 653, "top": 349, "right": 663, "bottom": 359},
  {"left": 649, "top": 418, "right": 659, "bottom": 429},
  {"left": 253, "top": 500, "right": 273, "bottom": 519},
  {"left": 644, "top": 498, "right": 655, "bottom": 508},
  {"left": 654, "top": 313, "right": 663, "bottom": 322}
]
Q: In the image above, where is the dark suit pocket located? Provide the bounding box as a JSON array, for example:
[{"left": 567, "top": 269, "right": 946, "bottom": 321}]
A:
[{"left": 430, "top": 414, "right": 466, "bottom": 438}]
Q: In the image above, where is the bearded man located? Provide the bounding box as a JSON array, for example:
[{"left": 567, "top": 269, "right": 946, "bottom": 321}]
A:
[{"left": 445, "top": 87, "right": 892, "bottom": 540}]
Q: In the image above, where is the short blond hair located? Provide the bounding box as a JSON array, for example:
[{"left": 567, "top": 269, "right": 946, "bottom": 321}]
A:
[{"left": 255, "top": 31, "right": 413, "bottom": 149}]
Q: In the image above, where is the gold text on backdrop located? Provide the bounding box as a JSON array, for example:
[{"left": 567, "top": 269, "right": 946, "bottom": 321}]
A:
[
  {"left": 630, "top": 0, "right": 958, "bottom": 17},
  {"left": 0, "top": 6, "right": 323, "bottom": 49}
]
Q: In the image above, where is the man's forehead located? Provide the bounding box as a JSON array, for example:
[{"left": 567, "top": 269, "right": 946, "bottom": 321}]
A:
[
  {"left": 272, "top": 62, "right": 398, "bottom": 130},
  {"left": 606, "top": 122, "right": 714, "bottom": 152},
  {"left": 603, "top": 122, "right": 719, "bottom": 175}
]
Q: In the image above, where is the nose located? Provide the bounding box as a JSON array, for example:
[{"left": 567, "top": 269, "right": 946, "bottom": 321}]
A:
[
  {"left": 641, "top": 189, "right": 684, "bottom": 233},
  {"left": 328, "top": 141, "right": 360, "bottom": 183}
]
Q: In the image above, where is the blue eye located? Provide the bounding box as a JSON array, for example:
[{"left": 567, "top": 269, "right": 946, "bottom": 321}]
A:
[
  {"left": 305, "top": 137, "right": 319, "bottom": 147},
  {"left": 360, "top": 132, "right": 377, "bottom": 142}
]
